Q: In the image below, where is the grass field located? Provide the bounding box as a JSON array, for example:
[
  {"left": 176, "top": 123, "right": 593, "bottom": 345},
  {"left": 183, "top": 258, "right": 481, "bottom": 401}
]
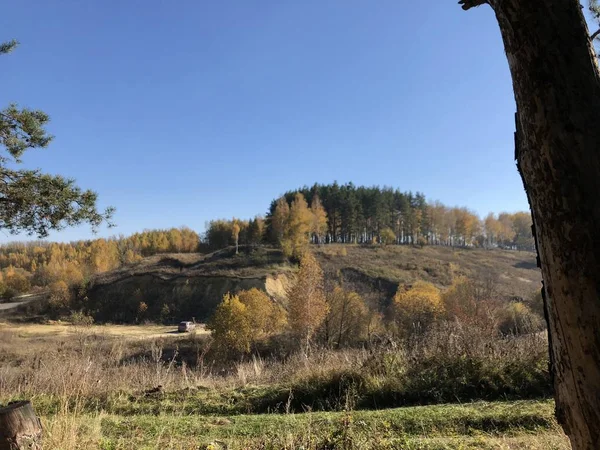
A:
[
  {"left": 41, "top": 400, "right": 569, "bottom": 449},
  {"left": 0, "top": 321, "right": 566, "bottom": 449}
]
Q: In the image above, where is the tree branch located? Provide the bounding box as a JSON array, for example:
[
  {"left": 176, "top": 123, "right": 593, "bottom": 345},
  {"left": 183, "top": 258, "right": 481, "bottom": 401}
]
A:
[
  {"left": 458, "top": 0, "right": 488, "bottom": 10},
  {"left": 591, "top": 29, "right": 600, "bottom": 41}
]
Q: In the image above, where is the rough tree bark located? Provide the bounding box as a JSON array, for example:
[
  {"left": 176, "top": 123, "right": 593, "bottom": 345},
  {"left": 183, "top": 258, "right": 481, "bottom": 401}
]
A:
[
  {"left": 0, "top": 401, "right": 43, "bottom": 450},
  {"left": 460, "top": 0, "right": 600, "bottom": 448}
]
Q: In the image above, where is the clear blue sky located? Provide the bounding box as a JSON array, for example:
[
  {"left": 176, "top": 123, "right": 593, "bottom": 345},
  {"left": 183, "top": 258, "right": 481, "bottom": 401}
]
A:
[{"left": 1, "top": 0, "right": 527, "bottom": 242}]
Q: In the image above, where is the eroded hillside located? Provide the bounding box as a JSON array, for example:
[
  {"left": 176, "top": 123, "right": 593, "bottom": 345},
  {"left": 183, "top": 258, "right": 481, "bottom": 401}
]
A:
[{"left": 82, "top": 245, "right": 540, "bottom": 324}]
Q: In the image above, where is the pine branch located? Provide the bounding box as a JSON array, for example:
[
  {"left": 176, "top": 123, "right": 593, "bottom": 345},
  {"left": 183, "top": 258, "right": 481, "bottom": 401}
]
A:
[
  {"left": 0, "top": 40, "right": 18, "bottom": 55},
  {"left": 591, "top": 29, "right": 600, "bottom": 41},
  {"left": 458, "top": 0, "right": 488, "bottom": 10}
]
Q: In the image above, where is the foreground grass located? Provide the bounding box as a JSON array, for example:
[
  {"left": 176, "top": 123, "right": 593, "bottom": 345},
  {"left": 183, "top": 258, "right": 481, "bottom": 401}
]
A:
[{"left": 41, "top": 400, "right": 569, "bottom": 450}]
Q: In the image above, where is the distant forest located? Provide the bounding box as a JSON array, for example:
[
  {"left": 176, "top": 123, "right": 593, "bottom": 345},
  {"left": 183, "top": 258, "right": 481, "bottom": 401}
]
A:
[
  {"left": 0, "top": 182, "right": 533, "bottom": 298},
  {"left": 206, "top": 182, "right": 534, "bottom": 257}
]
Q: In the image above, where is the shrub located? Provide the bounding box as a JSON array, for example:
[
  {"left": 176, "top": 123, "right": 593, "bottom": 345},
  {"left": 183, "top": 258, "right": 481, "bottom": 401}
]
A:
[
  {"left": 48, "top": 280, "right": 71, "bottom": 313},
  {"left": 392, "top": 281, "right": 443, "bottom": 337},
  {"left": 322, "top": 287, "right": 369, "bottom": 348},
  {"left": 498, "top": 302, "right": 545, "bottom": 335},
  {"left": 379, "top": 228, "right": 396, "bottom": 246},
  {"left": 207, "top": 293, "right": 253, "bottom": 354},
  {"left": 441, "top": 276, "right": 500, "bottom": 330},
  {"left": 68, "top": 310, "right": 94, "bottom": 326},
  {"left": 238, "top": 288, "right": 287, "bottom": 337},
  {"left": 3, "top": 269, "right": 31, "bottom": 298}
]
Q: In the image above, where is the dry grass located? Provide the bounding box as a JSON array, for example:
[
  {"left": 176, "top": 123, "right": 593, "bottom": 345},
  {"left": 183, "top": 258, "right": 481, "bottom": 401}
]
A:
[
  {"left": 315, "top": 245, "right": 541, "bottom": 298},
  {"left": 0, "top": 321, "right": 549, "bottom": 406},
  {"left": 0, "top": 321, "right": 561, "bottom": 449},
  {"left": 0, "top": 321, "right": 208, "bottom": 339}
]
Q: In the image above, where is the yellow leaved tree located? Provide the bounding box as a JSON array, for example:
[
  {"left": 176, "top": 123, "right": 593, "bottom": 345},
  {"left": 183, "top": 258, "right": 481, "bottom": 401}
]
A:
[
  {"left": 287, "top": 252, "right": 328, "bottom": 350},
  {"left": 379, "top": 227, "right": 396, "bottom": 246},
  {"left": 232, "top": 219, "right": 241, "bottom": 255},
  {"left": 323, "top": 286, "right": 369, "bottom": 348},
  {"left": 238, "top": 288, "right": 287, "bottom": 338},
  {"left": 392, "top": 281, "right": 443, "bottom": 338},
  {"left": 207, "top": 293, "right": 252, "bottom": 354},
  {"left": 310, "top": 194, "right": 328, "bottom": 245},
  {"left": 284, "top": 193, "right": 312, "bottom": 259}
]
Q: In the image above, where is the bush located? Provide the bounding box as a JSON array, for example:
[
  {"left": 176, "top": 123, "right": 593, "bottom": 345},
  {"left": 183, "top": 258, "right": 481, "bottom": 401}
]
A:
[
  {"left": 379, "top": 228, "right": 396, "bottom": 246},
  {"left": 498, "top": 302, "right": 545, "bottom": 335},
  {"left": 207, "top": 293, "right": 253, "bottom": 355},
  {"left": 392, "top": 281, "right": 443, "bottom": 337},
  {"left": 48, "top": 280, "right": 70, "bottom": 312},
  {"left": 3, "top": 270, "right": 31, "bottom": 298},
  {"left": 68, "top": 310, "right": 94, "bottom": 326},
  {"left": 238, "top": 288, "right": 287, "bottom": 338}
]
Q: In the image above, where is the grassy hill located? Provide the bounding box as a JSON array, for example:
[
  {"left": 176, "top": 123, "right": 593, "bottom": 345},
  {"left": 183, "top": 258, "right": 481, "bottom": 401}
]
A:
[
  {"left": 314, "top": 244, "right": 540, "bottom": 299},
  {"left": 71, "top": 245, "right": 541, "bottom": 324}
]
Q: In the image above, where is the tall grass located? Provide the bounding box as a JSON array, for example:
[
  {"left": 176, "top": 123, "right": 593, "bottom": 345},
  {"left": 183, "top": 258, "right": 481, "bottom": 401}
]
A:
[{"left": 0, "top": 322, "right": 554, "bottom": 448}]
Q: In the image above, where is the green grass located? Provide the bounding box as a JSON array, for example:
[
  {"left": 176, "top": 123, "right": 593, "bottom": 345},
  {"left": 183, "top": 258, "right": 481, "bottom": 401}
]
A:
[{"left": 49, "top": 400, "right": 567, "bottom": 449}]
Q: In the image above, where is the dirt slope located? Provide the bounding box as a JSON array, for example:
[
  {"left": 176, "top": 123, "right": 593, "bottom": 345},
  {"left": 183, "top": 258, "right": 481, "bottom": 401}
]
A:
[{"left": 84, "top": 245, "right": 540, "bottom": 323}]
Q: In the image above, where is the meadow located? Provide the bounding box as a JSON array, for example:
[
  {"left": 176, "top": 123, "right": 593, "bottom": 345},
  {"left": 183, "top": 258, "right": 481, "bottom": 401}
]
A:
[{"left": 0, "top": 321, "right": 567, "bottom": 449}]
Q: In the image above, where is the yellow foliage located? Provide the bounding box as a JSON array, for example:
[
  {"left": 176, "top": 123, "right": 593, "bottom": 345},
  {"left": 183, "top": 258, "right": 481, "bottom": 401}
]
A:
[
  {"left": 48, "top": 280, "right": 70, "bottom": 310},
  {"left": 272, "top": 197, "right": 290, "bottom": 243},
  {"left": 324, "top": 287, "right": 369, "bottom": 348},
  {"left": 379, "top": 228, "right": 396, "bottom": 245},
  {"left": 238, "top": 288, "right": 287, "bottom": 337},
  {"left": 441, "top": 276, "right": 477, "bottom": 321},
  {"left": 208, "top": 293, "right": 253, "bottom": 354},
  {"left": 287, "top": 252, "right": 328, "bottom": 347},
  {"left": 392, "top": 281, "right": 443, "bottom": 335},
  {"left": 285, "top": 193, "right": 312, "bottom": 259},
  {"left": 310, "top": 195, "right": 328, "bottom": 244},
  {"left": 3, "top": 268, "right": 31, "bottom": 296},
  {"left": 498, "top": 301, "right": 544, "bottom": 335}
]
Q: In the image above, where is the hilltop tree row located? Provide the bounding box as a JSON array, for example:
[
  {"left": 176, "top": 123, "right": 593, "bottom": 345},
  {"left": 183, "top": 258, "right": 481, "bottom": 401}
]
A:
[{"left": 204, "top": 183, "right": 534, "bottom": 254}]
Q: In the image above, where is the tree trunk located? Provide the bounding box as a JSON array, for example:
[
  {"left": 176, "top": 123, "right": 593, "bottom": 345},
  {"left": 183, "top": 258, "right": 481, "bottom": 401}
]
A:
[
  {"left": 0, "top": 401, "right": 43, "bottom": 450},
  {"left": 461, "top": 0, "right": 600, "bottom": 448}
]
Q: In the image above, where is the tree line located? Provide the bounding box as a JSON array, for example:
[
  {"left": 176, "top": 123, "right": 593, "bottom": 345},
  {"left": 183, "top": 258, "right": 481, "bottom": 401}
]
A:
[
  {"left": 204, "top": 182, "right": 535, "bottom": 255},
  {"left": 0, "top": 227, "right": 199, "bottom": 298}
]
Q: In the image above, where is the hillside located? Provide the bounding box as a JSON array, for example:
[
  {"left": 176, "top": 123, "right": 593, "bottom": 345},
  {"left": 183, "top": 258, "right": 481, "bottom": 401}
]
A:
[
  {"left": 77, "top": 245, "right": 540, "bottom": 324},
  {"left": 314, "top": 244, "right": 540, "bottom": 299}
]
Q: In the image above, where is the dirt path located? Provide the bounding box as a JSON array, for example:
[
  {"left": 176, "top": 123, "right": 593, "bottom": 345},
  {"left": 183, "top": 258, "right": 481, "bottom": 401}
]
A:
[
  {"left": 0, "top": 292, "right": 47, "bottom": 311},
  {"left": 0, "top": 322, "right": 209, "bottom": 339}
]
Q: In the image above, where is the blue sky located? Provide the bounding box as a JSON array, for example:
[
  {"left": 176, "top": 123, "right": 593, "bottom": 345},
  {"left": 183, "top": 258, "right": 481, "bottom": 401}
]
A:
[{"left": 1, "top": 0, "right": 526, "bottom": 242}]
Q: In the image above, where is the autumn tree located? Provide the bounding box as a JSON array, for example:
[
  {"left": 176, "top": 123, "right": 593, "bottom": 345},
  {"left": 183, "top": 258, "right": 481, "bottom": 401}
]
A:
[
  {"left": 0, "top": 41, "right": 113, "bottom": 238},
  {"left": 284, "top": 193, "right": 312, "bottom": 259},
  {"left": 484, "top": 213, "right": 502, "bottom": 248},
  {"left": 441, "top": 276, "right": 499, "bottom": 330},
  {"left": 247, "top": 216, "right": 265, "bottom": 247},
  {"left": 392, "top": 281, "right": 443, "bottom": 338},
  {"left": 238, "top": 288, "right": 287, "bottom": 338},
  {"left": 322, "top": 286, "right": 369, "bottom": 348},
  {"left": 48, "top": 280, "right": 70, "bottom": 312},
  {"left": 310, "top": 195, "right": 328, "bottom": 244},
  {"left": 287, "top": 252, "right": 328, "bottom": 350},
  {"left": 207, "top": 293, "right": 252, "bottom": 354},
  {"left": 459, "top": 1, "right": 600, "bottom": 446},
  {"left": 2, "top": 266, "right": 30, "bottom": 298},
  {"left": 271, "top": 197, "right": 290, "bottom": 244},
  {"left": 232, "top": 220, "right": 241, "bottom": 255},
  {"left": 379, "top": 227, "right": 396, "bottom": 246}
]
